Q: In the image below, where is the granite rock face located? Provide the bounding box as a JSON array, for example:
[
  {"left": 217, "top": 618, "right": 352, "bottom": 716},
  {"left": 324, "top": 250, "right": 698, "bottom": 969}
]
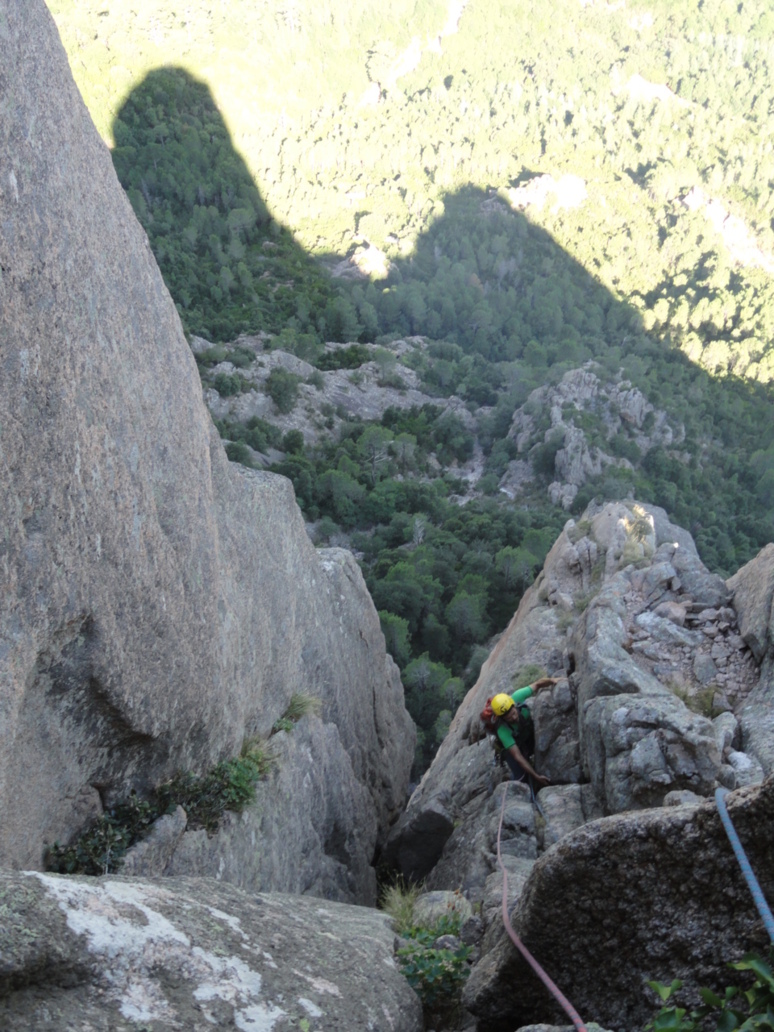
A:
[
  {"left": 0, "top": 0, "right": 413, "bottom": 898},
  {"left": 729, "top": 545, "right": 774, "bottom": 776},
  {"left": 0, "top": 871, "right": 423, "bottom": 1031},
  {"left": 385, "top": 500, "right": 757, "bottom": 890},
  {"left": 464, "top": 779, "right": 774, "bottom": 1032},
  {"left": 503, "top": 368, "right": 683, "bottom": 509},
  {"left": 386, "top": 501, "right": 774, "bottom": 1029}
]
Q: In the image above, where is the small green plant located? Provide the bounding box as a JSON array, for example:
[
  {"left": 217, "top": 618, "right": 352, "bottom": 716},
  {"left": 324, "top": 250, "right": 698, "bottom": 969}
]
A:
[
  {"left": 271, "top": 694, "right": 321, "bottom": 734},
  {"left": 669, "top": 683, "right": 719, "bottom": 718},
  {"left": 285, "top": 693, "right": 322, "bottom": 722},
  {"left": 225, "top": 440, "right": 254, "bottom": 467},
  {"left": 574, "top": 589, "right": 595, "bottom": 613},
  {"left": 271, "top": 717, "right": 294, "bottom": 734},
  {"left": 645, "top": 951, "right": 774, "bottom": 1032},
  {"left": 213, "top": 371, "right": 250, "bottom": 397},
  {"left": 397, "top": 915, "right": 472, "bottom": 1012},
  {"left": 557, "top": 609, "right": 576, "bottom": 632},
  {"left": 567, "top": 518, "right": 593, "bottom": 544},
  {"left": 382, "top": 885, "right": 472, "bottom": 1022},
  {"left": 48, "top": 792, "right": 160, "bottom": 875},
  {"left": 282, "top": 429, "right": 305, "bottom": 454},
  {"left": 158, "top": 745, "right": 272, "bottom": 834},
  {"left": 194, "top": 345, "right": 228, "bottom": 367},
  {"left": 265, "top": 367, "right": 300, "bottom": 413},
  {"left": 47, "top": 745, "right": 273, "bottom": 874}
]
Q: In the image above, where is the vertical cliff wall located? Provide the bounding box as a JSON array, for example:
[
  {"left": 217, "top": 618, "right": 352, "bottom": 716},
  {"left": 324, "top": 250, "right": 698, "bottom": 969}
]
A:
[{"left": 0, "top": 0, "right": 414, "bottom": 898}]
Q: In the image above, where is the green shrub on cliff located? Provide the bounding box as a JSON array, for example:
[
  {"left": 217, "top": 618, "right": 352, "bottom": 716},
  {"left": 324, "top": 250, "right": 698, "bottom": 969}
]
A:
[
  {"left": 47, "top": 792, "right": 159, "bottom": 876},
  {"left": 47, "top": 743, "right": 273, "bottom": 875},
  {"left": 396, "top": 915, "right": 472, "bottom": 1019}
]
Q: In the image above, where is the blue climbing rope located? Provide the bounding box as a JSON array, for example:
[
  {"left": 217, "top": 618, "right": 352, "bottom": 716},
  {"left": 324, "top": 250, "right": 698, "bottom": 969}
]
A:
[{"left": 715, "top": 787, "right": 774, "bottom": 943}]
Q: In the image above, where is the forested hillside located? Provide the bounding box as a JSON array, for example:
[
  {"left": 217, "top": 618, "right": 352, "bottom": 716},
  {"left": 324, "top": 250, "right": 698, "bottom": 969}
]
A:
[{"left": 49, "top": 0, "right": 774, "bottom": 769}]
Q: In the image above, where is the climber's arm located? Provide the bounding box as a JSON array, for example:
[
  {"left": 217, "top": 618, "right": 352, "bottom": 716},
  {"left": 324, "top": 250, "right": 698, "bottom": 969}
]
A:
[{"left": 508, "top": 743, "right": 549, "bottom": 786}]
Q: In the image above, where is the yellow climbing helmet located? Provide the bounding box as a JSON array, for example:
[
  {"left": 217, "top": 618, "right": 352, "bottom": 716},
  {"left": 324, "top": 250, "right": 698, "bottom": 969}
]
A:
[{"left": 490, "top": 693, "right": 514, "bottom": 717}]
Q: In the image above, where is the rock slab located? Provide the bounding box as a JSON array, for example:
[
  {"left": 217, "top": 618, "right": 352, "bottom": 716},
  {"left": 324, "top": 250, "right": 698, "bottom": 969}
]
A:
[{"left": 0, "top": 871, "right": 423, "bottom": 1031}]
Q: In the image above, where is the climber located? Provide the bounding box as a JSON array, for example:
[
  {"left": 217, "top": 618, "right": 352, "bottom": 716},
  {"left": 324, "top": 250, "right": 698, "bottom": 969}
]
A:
[{"left": 490, "top": 678, "right": 558, "bottom": 787}]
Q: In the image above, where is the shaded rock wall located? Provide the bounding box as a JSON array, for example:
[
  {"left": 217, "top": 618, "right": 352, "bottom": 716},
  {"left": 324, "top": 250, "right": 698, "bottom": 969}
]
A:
[{"left": 0, "top": 0, "right": 414, "bottom": 898}]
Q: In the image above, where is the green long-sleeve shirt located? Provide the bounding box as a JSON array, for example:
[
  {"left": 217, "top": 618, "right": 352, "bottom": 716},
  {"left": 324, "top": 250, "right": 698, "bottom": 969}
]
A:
[{"left": 495, "top": 686, "right": 534, "bottom": 751}]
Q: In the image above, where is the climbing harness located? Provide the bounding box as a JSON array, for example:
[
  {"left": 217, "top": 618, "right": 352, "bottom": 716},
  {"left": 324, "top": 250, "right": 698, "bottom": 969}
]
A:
[
  {"left": 715, "top": 787, "right": 774, "bottom": 943},
  {"left": 496, "top": 783, "right": 587, "bottom": 1032}
]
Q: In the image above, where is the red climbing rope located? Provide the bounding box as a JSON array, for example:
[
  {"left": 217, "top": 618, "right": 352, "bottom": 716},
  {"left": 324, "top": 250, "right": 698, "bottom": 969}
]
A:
[{"left": 497, "top": 784, "right": 588, "bottom": 1032}]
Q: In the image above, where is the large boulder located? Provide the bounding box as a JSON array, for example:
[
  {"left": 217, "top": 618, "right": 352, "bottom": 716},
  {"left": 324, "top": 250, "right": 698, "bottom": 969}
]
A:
[
  {"left": 730, "top": 545, "right": 774, "bottom": 775},
  {"left": 463, "top": 779, "right": 774, "bottom": 1032},
  {"left": 582, "top": 693, "right": 720, "bottom": 811},
  {"left": 0, "top": 871, "right": 423, "bottom": 1031},
  {"left": 728, "top": 544, "right": 774, "bottom": 663},
  {"left": 0, "top": 0, "right": 414, "bottom": 898}
]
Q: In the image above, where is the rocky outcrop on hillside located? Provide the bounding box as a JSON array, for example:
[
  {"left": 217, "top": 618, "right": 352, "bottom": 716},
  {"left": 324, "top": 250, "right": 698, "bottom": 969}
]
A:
[
  {"left": 197, "top": 334, "right": 476, "bottom": 452},
  {"left": 385, "top": 500, "right": 774, "bottom": 1029},
  {"left": 500, "top": 368, "right": 683, "bottom": 508},
  {"left": 0, "top": 0, "right": 413, "bottom": 901},
  {"left": 0, "top": 871, "right": 423, "bottom": 1031}
]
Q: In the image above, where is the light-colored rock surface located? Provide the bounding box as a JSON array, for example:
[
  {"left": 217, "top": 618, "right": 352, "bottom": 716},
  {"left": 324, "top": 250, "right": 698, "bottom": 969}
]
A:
[
  {"left": 0, "top": 871, "right": 423, "bottom": 1031},
  {"left": 464, "top": 779, "right": 774, "bottom": 1031},
  {"left": 412, "top": 889, "right": 474, "bottom": 929},
  {"left": 200, "top": 333, "right": 477, "bottom": 448},
  {"left": 0, "top": 0, "right": 414, "bottom": 897},
  {"left": 121, "top": 807, "right": 188, "bottom": 878},
  {"left": 728, "top": 544, "right": 774, "bottom": 662},
  {"left": 164, "top": 718, "right": 380, "bottom": 903},
  {"left": 533, "top": 678, "right": 581, "bottom": 783},
  {"left": 503, "top": 367, "right": 683, "bottom": 507},
  {"left": 729, "top": 545, "right": 774, "bottom": 775},
  {"left": 535, "top": 784, "right": 586, "bottom": 849},
  {"left": 581, "top": 693, "right": 720, "bottom": 811}
]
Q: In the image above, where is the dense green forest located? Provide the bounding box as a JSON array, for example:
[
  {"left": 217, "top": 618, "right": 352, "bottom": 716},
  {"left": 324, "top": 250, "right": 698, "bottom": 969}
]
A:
[
  {"left": 51, "top": 0, "right": 774, "bottom": 379},
  {"left": 50, "top": 0, "right": 774, "bottom": 769}
]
